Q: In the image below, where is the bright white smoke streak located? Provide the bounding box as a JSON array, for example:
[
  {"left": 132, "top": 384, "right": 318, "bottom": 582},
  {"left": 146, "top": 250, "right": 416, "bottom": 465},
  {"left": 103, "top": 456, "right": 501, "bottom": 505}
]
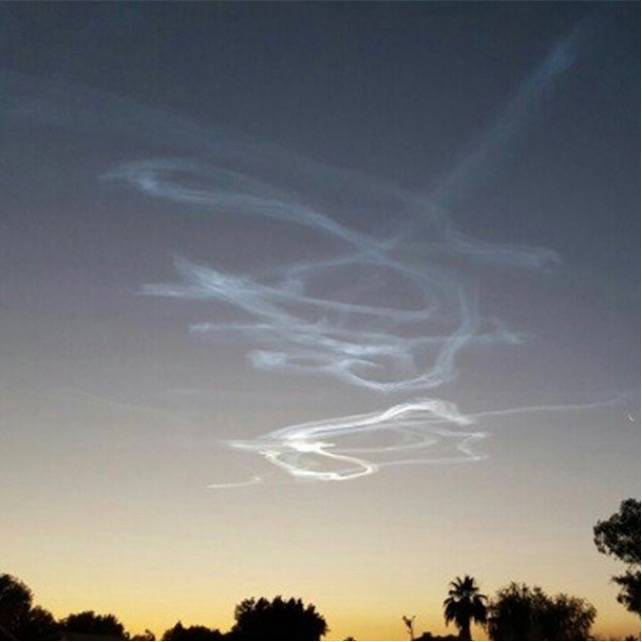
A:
[
  {"left": 219, "top": 399, "right": 485, "bottom": 483},
  {"left": 205, "top": 395, "right": 622, "bottom": 486},
  {"left": 0, "top": 26, "right": 589, "bottom": 484}
]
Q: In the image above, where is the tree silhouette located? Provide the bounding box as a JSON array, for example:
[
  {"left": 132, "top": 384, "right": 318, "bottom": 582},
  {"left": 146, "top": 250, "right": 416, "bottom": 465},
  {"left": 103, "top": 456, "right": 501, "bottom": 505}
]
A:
[
  {"left": 486, "top": 582, "right": 596, "bottom": 640},
  {"left": 0, "top": 574, "right": 32, "bottom": 639},
  {"left": 18, "top": 605, "right": 61, "bottom": 640},
  {"left": 402, "top": 615, "right": 416, "bottom": 640},
  {"left": 443, "top": 576, "right": 487, "bottom": 640},
  {"left": 0, "top": 574, "right": 60, "bottom": 640},
  {"left": 230, "top": 596, "right": 327, "bottom": 640},
  {"left": 162, "top": 621, "right": 224, "bottom": 640},
  {"left": 60, "top": 610, "right": 129, "bottom": 640},
  {"left": 594, "top": 498, "right": 641, "bottom": 614}
]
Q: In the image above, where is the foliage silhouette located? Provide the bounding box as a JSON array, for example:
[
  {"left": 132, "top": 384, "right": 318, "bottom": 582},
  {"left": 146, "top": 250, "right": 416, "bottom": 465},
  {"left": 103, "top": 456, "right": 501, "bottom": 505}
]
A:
[
  {"left": 594, "top": 498, "right": 641, "bottom": 614},
  {"left": 162, "top": 621, "right": 223, "bottom": 640},
  {"left": 229, "top": 596, "right": 327, "bottom": 640},
  {"left": 60, "top": 611, "right": 129, "bottom": 640},
  {"left": 0, "top": 574, "right": 60, "bottom": 640},
  {"left": 132, "top": 630, "right": 156, "bottom": 641},
  {"left": 413, "top": 633, "right": 459, "bottom": 641},
  {"left": 17, "top": 606, "right": 61, "bottom": 640},
  {"left": 442, "top": 575, "right": 487, "bottom": 640},
  {"left": 0, "top": 567, "right": 634, "bottom": 641},
  {"left": 486, "top": 582, "right": 596, "bottom": 640},
  {"left": 0, "top": 574, "right": 31, "bottom": 640}
]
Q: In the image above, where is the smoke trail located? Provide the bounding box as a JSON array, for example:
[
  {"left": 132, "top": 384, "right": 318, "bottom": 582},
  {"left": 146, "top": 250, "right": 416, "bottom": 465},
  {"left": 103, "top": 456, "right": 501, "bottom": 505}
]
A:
[
  {"left": 100, "top": 30, "right": 582, "bottom": 483},
  {"left": 0, "top": 23, "right": 593, "bottom": 485},
  {"left": 427, "top": 20, "right": 589, "bottom": 209},
  {"left": 206, "top": 395, "right": 620, "bottom": 486},
  {"left": 221, "top": 399, "right": 486, "bottom": 483}
]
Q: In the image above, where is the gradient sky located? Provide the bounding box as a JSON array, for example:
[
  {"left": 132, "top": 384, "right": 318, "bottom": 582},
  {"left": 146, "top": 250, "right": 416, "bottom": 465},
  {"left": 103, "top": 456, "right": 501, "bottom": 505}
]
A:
[{"left": 1, "top": 3, "right": 640, "bottom": 640}]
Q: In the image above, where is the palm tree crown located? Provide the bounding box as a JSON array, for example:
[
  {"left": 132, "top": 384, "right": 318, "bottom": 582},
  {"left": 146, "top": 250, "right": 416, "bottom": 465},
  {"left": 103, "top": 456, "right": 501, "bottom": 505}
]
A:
[{"left": 443, "top": 575, "right": 488, "bottom": 641}]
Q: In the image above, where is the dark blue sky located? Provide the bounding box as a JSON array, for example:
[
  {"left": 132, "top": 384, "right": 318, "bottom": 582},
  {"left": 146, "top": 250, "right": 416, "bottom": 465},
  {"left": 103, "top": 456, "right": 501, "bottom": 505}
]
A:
[
  {"left": 1, "top": 5, "right": 639, "bottom": 638},
  {"left": 2, "top": 2, "right": 638, "bottom": 279}
]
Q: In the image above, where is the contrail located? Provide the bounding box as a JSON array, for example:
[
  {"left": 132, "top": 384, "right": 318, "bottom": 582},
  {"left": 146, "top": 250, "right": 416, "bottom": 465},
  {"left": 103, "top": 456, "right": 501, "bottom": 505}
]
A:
[
  {"left": 101, "top": 26, "right": 583, "bottom": 483},
  {"left": 0, "top": 22, "right": 602, "bottom": 485},
  {"left": 223, "top": 399, "right": 487, "bottom": 483},
  {"left": 207, "top": 396, "right": 620, "bottom": 486}
]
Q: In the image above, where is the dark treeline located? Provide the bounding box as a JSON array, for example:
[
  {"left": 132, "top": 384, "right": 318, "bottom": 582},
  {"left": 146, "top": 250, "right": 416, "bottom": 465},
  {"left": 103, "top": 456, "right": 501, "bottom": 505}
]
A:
[
  {"left": 0, "top": 586, "right": 328, "bottom": 642},
  {"left": 0, "top": 499, "right": 639, "bottom": 641}
]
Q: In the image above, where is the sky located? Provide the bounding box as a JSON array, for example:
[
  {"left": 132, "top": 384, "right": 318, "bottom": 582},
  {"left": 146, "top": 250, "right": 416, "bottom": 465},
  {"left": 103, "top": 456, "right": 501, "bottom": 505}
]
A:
[{"left": 0, "top": 3, "right": 639, "bottom": 640}]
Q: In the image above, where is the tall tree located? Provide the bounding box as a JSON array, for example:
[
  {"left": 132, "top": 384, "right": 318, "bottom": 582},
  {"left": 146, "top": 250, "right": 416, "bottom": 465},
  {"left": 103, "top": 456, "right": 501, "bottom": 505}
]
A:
[
  {"left": 486, "top": 583, "right": 596, "bottom": 640},
  {"left": 230, "top": 596, "right": 327, "bottom": 640},
  {"left": 443, "top": 576, "right": 487, "bottom": 640},
  {"left": 594, "top": 498, "right": 641, "bottom": 614}
]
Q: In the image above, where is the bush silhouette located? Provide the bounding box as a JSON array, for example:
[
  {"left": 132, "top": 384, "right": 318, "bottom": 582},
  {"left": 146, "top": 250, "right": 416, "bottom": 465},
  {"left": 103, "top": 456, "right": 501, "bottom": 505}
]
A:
[
  {"left": 230, "top": 596, "right": 327, "bottom": 640},
  {"left": 17, "top": 606, "right": 61, "bottom": 640},
  {"left": 162, "top": 621, "right": 224, "bottom": 640},
  {"left": 60, "top": 611, "right": 129, "bottom": 640}
]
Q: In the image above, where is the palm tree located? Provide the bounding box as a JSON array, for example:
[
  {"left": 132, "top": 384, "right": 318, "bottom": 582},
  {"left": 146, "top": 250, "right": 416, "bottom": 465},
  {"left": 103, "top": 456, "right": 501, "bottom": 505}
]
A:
[{"left": 443, "top": 575, "right": 488, "bottom": 641}]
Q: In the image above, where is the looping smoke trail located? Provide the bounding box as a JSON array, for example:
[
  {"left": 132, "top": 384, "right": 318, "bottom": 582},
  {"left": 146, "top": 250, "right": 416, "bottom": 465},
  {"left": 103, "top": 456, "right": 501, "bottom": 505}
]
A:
[
  {"left": 209, "top": 399, "right": 487, "bottom": 484},
  {"left": 108, "top": 157, "right": 550, "bottom": 396},
  {"left": 103, "top": 150, "right": 553, "bottom": 481},
  {"left": 98, "top": 26, "right": 586, "bottom": 484},
  {"left": 206, "top": 396, "right": 622, "bottom": 487}
]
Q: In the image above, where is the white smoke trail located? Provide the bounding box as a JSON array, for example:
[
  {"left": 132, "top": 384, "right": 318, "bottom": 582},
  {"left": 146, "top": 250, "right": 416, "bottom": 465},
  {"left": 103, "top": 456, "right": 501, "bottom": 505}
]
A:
[
  {"left": 218, "top": 399, "right": 486, "bottom": 484},
  {"left": 0, "top": 24, "right": 596, "bottom": 485},
  {"left": 207, "top": 395, "right": 621, "bottom": 486},
  {"left": 101, "top": 29, "right": 583, "bottom": 484}
]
